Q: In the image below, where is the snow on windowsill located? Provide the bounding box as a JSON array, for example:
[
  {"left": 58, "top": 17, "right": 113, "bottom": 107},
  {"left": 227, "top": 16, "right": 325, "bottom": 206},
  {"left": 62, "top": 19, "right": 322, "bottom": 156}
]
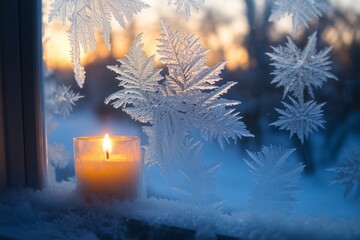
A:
[{"left": 0, "top": 181, "right": 359, "bottom": 240}]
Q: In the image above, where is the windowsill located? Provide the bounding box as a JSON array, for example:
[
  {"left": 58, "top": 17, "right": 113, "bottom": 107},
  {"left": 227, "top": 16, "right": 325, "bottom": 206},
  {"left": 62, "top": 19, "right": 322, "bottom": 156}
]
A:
[
  {"left": 1, "top": 183, "right": 360, "bottom": 239},
  {"left": 0, "top": 218, "right": 235, "bottom": 240}
]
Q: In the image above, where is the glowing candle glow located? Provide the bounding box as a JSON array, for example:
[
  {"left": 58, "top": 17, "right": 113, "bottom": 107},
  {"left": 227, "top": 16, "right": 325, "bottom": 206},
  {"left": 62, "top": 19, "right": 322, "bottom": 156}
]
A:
[
  {"left": 74, "top": 134, "right": 141, "bottom": 200},
  {"left": 103, "top": 133, "right": 111, "bottom": 160}
]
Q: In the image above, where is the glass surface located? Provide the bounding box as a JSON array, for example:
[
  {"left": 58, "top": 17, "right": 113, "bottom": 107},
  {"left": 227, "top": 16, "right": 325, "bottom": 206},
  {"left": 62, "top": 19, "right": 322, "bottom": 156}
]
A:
[{"left": 42, "top": 0, "right": 360, "bottom": 218}]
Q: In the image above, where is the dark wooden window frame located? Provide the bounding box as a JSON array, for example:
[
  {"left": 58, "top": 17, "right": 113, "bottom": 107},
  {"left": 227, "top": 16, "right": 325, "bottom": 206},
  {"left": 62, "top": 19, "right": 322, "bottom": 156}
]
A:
[{"left": 0, "top": 0, "right": 45, "bottom": 189}]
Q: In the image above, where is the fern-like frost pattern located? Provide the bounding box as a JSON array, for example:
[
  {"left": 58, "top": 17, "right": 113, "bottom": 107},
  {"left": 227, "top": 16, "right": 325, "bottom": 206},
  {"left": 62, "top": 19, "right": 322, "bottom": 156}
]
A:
[
  {"left": 245, "top": 145, "right": 304, "bottom": 214},
  {"left": 49, "top": 0, "right": 149, "bottom": 87},
  {"left": 173, "top": 139, "right": 222, "bottom": 205},
  {"left": 106, "top": 21, "right": 252, "bottom": 175},
  {"left": 168, "top": 0, "right": 205, "bottom": 20},
  {"left": 157, "top": 21, "right": 253, "bottom": 147},
  {"left": 105, "top": 34, "right": 163, "bottom": 124}
]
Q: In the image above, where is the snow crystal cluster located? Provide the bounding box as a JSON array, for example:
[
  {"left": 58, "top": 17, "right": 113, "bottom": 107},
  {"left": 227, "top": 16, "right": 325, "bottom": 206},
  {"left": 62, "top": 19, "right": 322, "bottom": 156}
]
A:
[
  {"left": 105, "top": 21, "right": 252, "bottom": 168},
  {"left": 105, "top": 21, "right": 252, "bottom": 203},
  {"left": 268, "top": 5, "right": 337, "bottom": 143}
]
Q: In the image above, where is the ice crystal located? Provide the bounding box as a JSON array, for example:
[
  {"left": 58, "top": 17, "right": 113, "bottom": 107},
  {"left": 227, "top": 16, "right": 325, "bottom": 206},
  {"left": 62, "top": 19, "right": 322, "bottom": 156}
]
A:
[
  {"left": 167, "top": 0, "right": 205, "bottom": 20},
  {"left": 142, "top": 107, "right": 187, "bottom": 174},
  {"left": 45, "top": 82, "right": 84, "bottom": 118},
  {"left": 173, "top": 139, "right": 222, "bottom": 205},
  {"left": 157, "top": 20, "right": 253, "bottom": 146},
  {"left": 270, "top": 97, "right": 325, "bottom": 143},
  {"left": 48, "top": 143, "right": 70, "bottom": 169},
  {"left": 269, "top": 0, "right": 329, "bottom": 35},
  {"left": 245, "top": 145, "right": 304, "bottom": 214},
  {"left": 106, "top": 21, "right": 252, "bottom": 175},
  {"left": 268, "top": 32, "right": 336, "bottom": 142},
  {"left": 48, "top": 0, "right": 149, "bottom": 88},
  {"left": 105, "top": 34, "right": 163, "bottom": 124},
  {"left": 267, "top": 32, "right": 337, "bottom": 102},
  {"left": 329, "top": 147, "right": 360, "bottom": 199}
]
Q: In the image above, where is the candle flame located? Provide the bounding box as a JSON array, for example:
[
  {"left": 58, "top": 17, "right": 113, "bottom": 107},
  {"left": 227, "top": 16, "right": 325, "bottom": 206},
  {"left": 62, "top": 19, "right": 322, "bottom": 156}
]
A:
[{"left": 103, "top": 134, "right": 111, "bottom": 159}]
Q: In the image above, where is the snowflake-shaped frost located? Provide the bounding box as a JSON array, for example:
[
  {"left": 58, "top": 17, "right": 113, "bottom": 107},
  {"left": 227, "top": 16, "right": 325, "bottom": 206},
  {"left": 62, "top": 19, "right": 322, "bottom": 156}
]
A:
[
  {"left": 269, "top": 0, "right": 329, "bottom": 35},
  {"left": 245, "top": 145, "right": 304, "bottom": 214},
  {"left": 106, "top": 21, "right": 252, "bottom": 175},
  {"left": 270, "top": 97, "right": 325, "bottom": 143},
  {"left": 49, "top": 0, "right": 149, "bottom": 87},
  {"left": 267, "top": 32, "right": 337, "bottom": 102},
  {"left": 45, "top": 82, "right": 84, "bottom": 118},
  {"left": 329, "top": 147, "right": 360, "bottom": 199},
  {"left": 168, "top": 0, "right": 205, "bottom": 20}
]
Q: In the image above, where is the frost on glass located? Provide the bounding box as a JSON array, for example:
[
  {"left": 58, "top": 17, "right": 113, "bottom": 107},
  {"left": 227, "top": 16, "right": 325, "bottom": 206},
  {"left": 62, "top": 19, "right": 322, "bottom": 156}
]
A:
[
  {"left": 45, "top": 81, "right": 84, "bottom": 118},
  {"left": 48, "top": 142, "right": 71, "bottom": 170},
  {"left": 157, "top": 21, "right": 252, "bottom": 145},
  {"left": 329, "top": 147, "right": 360, "bottom": 199},
  {"left": 245, "top": 145, "right": 304, "bottom": 214},
  {"left": 271, "top": 97, "right": 325, "bottom": 143},
  {"left": 267, "top": 33, "right": 337, "bottom": 102},
  {"left": 269, "top": 0, "right": 329, "bottom": 35},
  {"left": 172, "top": 139, "right": 222, "bottom": 205},
  {"left": 19, "top": 0, "right": 360, "bottom": 238},
  {"left": 105, "top": 34, "right": 163, "bottom": 124},
  {"left": 106, "top": 21, "right": 252, "bottom": 178},
  {"left": 268, "top": 33, "right": 337, "bottom": 143},
  {"left": 167, "top": 0, "right": 205, "bottom": 20},
  {"left": 43, "top": 69, "right": 83, "bottom": 185},
  {"left": 48, "top": 0, "right": 149, "bottom": 87}
]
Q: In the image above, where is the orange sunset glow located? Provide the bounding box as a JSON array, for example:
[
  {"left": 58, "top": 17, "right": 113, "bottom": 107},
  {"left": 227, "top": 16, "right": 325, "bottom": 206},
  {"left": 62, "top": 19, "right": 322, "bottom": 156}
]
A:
[
  {"left": 43, "top": 0, "right": 359, "bottom": 72},
  {"left": 43, "top": 23, "right": 250, "bottom": 71},
  {"left": 42, "top": 0, "right": 251, "bottom": 72}
]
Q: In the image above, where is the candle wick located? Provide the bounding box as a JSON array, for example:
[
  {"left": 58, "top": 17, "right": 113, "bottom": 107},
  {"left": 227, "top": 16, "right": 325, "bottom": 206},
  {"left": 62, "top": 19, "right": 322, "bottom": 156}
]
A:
[{"left": 106, "top": 151, "right": 109, "bottom": 160}]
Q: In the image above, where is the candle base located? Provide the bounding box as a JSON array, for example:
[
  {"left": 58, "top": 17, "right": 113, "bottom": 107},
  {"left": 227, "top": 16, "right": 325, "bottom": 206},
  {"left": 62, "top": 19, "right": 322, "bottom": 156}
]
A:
[{"left": 76, "top": 160, "right": 140, "bottom": 201}]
